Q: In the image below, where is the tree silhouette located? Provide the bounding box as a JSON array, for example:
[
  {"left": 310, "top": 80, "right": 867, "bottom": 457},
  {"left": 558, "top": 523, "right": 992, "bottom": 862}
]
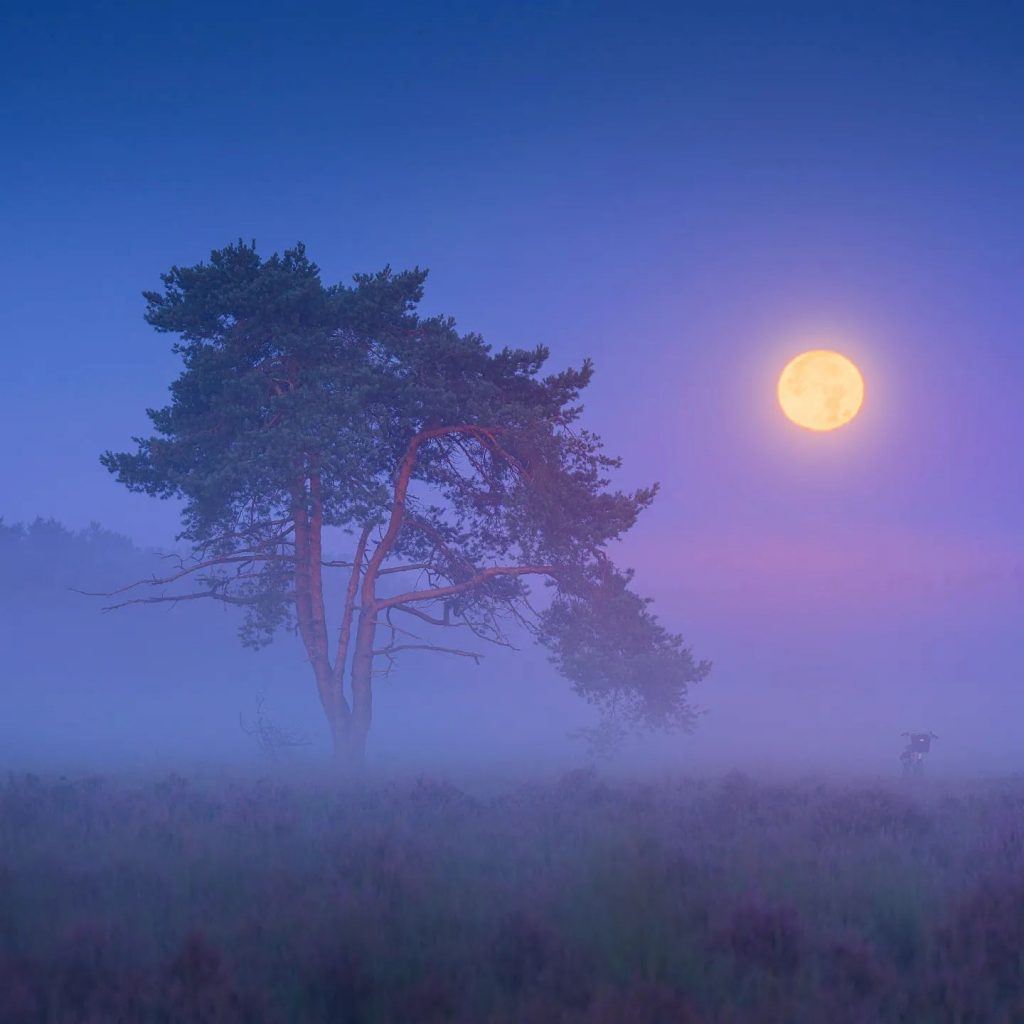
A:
[{"left": 101, "top": 241, "right": 709, "bottom": 765}]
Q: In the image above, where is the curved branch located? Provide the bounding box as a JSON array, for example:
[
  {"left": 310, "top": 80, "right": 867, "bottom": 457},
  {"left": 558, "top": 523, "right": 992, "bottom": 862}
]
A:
[{"left": 362, "top": 424, "right": 506, "bottom": 592}]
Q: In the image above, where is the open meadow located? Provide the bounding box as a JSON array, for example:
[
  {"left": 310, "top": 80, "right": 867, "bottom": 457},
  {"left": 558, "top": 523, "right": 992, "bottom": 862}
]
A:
[{"left": 2, "top": 769, "right": 1023, "bottom": 1023}]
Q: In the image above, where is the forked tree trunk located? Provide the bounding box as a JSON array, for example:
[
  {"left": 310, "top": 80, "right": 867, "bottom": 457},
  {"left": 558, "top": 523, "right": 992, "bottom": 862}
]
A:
[{"left": 325, "top": 426, "right": 556, "bottom": 770}]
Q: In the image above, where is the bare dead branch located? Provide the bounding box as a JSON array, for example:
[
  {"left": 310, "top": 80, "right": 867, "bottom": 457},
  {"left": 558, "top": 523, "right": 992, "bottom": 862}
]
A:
[
  {"left": 372, "top": 643, "right": 482, "bottom": 663},
  {"left": 240, "top": 691, "right": 310, "bottom": 760},
  {"left": 404, "top": 517, "right": 477, "bottom": 574},
  {"left": 460, "top": 612, "right": 519, "bottom": 650},
  {"left": 377, "top": 562, "right": 434, "bottom": 576},
  {"left": 386, "top": 601, "right": 516, "bottom": 650},
  {"left": 99, "top": 591, "right": 279, "bottom": 612},
  {"left": 75, "top": 552, "right": 297, "bottom": 599},
  {"left": 376, "top": 564, "right": 558, "bottom": 611},
  {"left": 390, "top": 603, "right": 450, "bottom": 626}
]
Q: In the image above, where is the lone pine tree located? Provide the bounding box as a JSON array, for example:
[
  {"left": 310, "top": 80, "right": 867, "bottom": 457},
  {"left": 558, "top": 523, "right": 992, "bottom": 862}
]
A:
[{"left": 101, "top": 241, "right": 709, "bottom": 765}]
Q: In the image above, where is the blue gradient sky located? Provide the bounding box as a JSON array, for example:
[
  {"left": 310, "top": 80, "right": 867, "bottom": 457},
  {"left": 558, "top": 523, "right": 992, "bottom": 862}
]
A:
[{"left": 3, "top": 1, "right": 1022, "bottom": 770}]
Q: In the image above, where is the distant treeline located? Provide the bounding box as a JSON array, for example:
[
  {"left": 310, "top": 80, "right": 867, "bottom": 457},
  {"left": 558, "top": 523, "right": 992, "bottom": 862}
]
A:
[
  {"left": 0, "top": 517, "right": 159, "bottom": 599},
  {"left": 0, "top": 518, "right": 305, "bottom": 767}
]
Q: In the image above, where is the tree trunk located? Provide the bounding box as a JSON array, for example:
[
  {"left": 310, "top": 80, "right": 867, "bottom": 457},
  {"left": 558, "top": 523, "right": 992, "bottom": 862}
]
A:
[
  {"left": 292, "top": 464, "right": 362, "bottom": 769},
  {"left": 328, "top": 712, "right": 353, "bottom": 765},
  {"left": 348, "top": 607, "right": 376, "bottom": 764}
]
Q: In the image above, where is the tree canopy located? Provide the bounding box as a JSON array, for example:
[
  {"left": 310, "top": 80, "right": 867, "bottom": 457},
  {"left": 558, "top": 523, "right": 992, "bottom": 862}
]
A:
[{"left": 102, "top": 240, "right": 709, "bottom": 763}]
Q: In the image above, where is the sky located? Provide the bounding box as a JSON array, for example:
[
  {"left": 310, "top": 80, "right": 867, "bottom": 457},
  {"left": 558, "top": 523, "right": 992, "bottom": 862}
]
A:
[{"left": 2, "top": 1, "right": 1022, "bottom": 775}]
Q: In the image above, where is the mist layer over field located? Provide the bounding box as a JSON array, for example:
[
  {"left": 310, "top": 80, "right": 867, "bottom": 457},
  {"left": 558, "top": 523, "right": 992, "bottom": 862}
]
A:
[{"left": 3, "top": 519, "right": 1021, "bottom": 782}]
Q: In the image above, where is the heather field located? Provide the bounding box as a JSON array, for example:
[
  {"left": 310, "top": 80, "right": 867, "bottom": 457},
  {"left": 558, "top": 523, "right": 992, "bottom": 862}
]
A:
[{"left": 2, "top": 769, "right": 1023, "bottom": 1023}]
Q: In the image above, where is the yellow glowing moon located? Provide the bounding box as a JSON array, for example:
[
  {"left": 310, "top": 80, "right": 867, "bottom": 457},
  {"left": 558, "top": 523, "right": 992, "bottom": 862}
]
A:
[{"left": 777, "top": 350, "right": 865, "bottom": 432}]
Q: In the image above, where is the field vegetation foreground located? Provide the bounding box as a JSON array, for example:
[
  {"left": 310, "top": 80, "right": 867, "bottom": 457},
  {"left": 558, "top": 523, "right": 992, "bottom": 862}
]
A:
[{"left": 2, "top": 769, "right": 1023, "bottom": 1023}]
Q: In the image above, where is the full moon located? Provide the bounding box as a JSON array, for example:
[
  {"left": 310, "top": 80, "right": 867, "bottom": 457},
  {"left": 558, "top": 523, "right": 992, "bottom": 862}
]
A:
[{"left": 777, "top": 349, "right": 865, "bottom": 432}]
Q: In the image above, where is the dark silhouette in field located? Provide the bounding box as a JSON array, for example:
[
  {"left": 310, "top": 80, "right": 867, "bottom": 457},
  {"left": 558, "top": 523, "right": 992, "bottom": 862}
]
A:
[
  {"left": 98, "top": 241, "right": 709, "bottom": 767},
  {"left": 900, "top": 731, "right": 938, "bottom": 776}
]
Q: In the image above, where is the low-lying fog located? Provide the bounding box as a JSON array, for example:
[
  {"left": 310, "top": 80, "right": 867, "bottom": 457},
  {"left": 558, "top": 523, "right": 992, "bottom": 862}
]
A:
[{"left": 2, "top": 518, "right": 1022, "bottom": 782}]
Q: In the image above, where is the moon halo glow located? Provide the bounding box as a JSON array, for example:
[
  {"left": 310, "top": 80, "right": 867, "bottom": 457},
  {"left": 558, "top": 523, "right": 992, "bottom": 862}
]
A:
[{"left": 777, "top": 350, "right": 865, "bottom": 432}]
